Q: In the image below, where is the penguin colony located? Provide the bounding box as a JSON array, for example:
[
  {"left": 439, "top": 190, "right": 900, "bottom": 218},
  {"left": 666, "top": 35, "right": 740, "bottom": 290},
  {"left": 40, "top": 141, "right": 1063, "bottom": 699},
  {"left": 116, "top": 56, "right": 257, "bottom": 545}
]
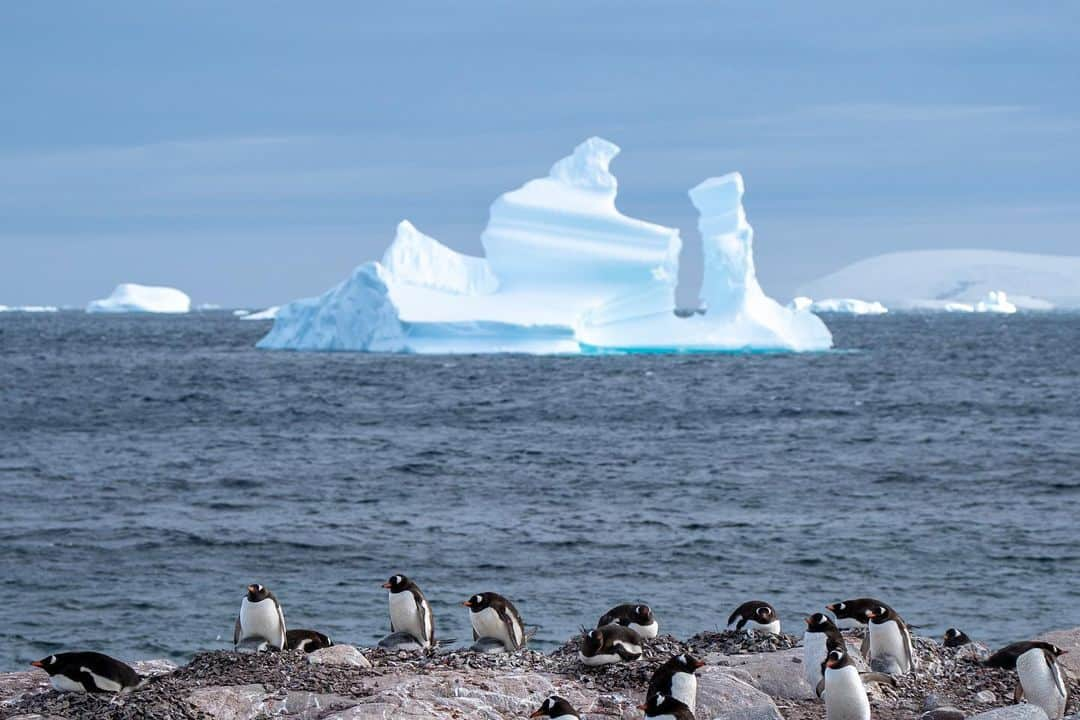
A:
[{"left": 27, "top": 585, "right": 1071, "bottom": 720}]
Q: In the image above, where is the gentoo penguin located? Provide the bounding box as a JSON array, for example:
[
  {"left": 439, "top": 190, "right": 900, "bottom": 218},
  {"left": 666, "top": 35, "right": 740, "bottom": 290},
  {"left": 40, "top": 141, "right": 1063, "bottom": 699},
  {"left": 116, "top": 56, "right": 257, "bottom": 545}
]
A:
[
  {"left": 942, "top": 628, "right": 971, "bottom": 648},
  {"left": 597, "top": 603, "right": 659, "bottom": 639},
  {"left": 726, "top": 600, "right": 780, "bottom": 634},
  {"left": 530, "top": 695, "right": 581, "bottom": 719},
  {"left": 823, "top": 649, "right": 871, "bottom": 720},
  {"left": 233, "top": 583, "right": 286, "bottom": 650},
  {"left": 285, "top": 629, "right": 332, "bottom": 653},
  {"left": 805, "top": 612, "right": 845, "bottom": 693},
  {"left": 382, "top": 574, "right": 434, "bottom": 648},
  {"left": 866, "top": 604, "right": 916, "bottom": 674},
  {"left": 984, "top": 641, "right": 1069, "bottom": 720},
  {"left": 30, "top": 652, "right": 144, "bottom": 693},
  {"left": 647, "top": 653, "right": 705, "bottom": 713},
  {"left": 640, "top": 692, "right": 695, "bottom": 720},
  {"left": 825, "top": 598, "right": 884, "bottom": 630},
  {"left": 463, "top": 592, "right": 525, "bottom": 651},
  {"left": 578, "top": 624, "right": 643, "bottom": 666}
]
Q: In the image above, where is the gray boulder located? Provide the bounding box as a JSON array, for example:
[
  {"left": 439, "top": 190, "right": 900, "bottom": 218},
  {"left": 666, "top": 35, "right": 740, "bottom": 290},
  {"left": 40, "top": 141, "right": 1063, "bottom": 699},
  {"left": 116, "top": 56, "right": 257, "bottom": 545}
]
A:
[
  {"left": 1037, "top": 628, "right": 1080, "bottom": 678},
  {"left": 705, "top": 647, "right": 816, "bottom": 700},
  {"left": 969, "top": 705, "right": 1051, "bottom": 720},
  {"left": 696, "top": 666, "right": 785, "bottom": 720},
  {"left": 307, "top": 644, "right": 373, "bottom": 668}
]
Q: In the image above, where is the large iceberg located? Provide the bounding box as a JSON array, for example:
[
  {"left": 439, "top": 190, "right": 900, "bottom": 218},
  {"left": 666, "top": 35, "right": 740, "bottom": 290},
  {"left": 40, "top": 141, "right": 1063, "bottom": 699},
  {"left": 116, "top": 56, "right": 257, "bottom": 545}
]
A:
[
  {"left": 258, "top": 138, "right": 832, "bottom": 354},
  {"left": 87, "top": 283, "right": 191, "bottom": 314},
  {"left": 800, "top": 250, "right": 1080, "bottom": 311}
]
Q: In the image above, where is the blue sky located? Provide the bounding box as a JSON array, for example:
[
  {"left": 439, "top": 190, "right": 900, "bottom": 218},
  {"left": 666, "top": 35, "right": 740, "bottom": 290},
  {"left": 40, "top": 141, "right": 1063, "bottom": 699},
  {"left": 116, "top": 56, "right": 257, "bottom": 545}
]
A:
[{"left": 2, "top": 1, "right": 1078, "bottom": 307}]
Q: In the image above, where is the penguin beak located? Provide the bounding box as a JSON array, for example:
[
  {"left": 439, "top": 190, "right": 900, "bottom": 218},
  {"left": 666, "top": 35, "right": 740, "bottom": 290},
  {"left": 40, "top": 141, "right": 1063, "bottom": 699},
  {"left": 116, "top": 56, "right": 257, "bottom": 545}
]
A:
[
  {"left": 805, "top": 616, "right": 813, "bottom": 626},
  {"left": 30, "top": 661, "right": 44, "bottom": 669},
  {"left": 247, "top": 584, "right": 257, "bottom": 593},
  {"left": 693, "top": 658, "right": 705, "bottom": 668},
  {"left": 529, "top": 711, "right": 545, "bottom": 718},
  {"left": 381, "top": 582, "right": 392, "bottom": 589},
  {"left": 637, "top": 703, "right": 647, "bottom": 711},
  {"left": 462, "top": 600, "right": 472, "bottom": 607}
]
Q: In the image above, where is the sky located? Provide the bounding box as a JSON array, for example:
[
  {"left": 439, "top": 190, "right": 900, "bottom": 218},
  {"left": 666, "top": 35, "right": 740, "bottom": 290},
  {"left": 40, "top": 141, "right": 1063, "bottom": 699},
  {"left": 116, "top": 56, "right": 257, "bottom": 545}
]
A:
[{"left": 1, "top": 1, "right": 1078, "bottom": 308}]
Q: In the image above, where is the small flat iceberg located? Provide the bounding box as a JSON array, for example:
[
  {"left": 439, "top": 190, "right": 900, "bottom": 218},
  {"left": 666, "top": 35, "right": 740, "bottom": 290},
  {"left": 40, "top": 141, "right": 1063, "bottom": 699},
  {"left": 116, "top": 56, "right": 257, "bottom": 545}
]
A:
[
  {"left": 0, "top": 305, "right": 58, "bottom": 313},
  {"left": 258, "top": 138, "right": 832, "bottom": 354},
  {"left": 240, "top": 306, "right": 280, "bottom": 320},
  {"left": 789, "top": 297, "right": 888, "bottom": 315},
  {"left": 86, "top": 284, "right": 191, "bottom": 314}
]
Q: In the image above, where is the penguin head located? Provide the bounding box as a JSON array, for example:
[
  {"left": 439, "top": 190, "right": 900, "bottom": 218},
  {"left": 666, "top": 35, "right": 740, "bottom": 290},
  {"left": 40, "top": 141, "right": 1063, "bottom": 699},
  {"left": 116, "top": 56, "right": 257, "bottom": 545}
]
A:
[
  {"left": 1050, "top": 644, "right": 1067, "bottom": 657},
  {"left": 580, "top": 628, "right": 604, "bottom": 655},
  {"left": 382, "top": 574, "right": 411, "bottom": 592},
  {"left": 806, "top": 612, "right": 836, "bottom": 633},
  {"left": 866, "top": 604, "right": 894, "bottom": 624},
  {"left": 672, "top": 653, "right": 706, "bottom": 672},
  {"left": 530, "top": 696, "right": 578, "bottom": 718},
  {"left": 29, "top": 655, "right": 58, "bottom": 674},
  {"left": 247, "top": 584, "right": 271, "bottom": 602},
  {"left": 825, "top": 648, "right": 853, "bottom": 669},
  {"left": 462, "top": 592, "right": 494, "bottom": 611},
  {"left": 633, "top": 604, "right": 655, "bottom": 624},
  {"left": 943, "top": 628, "right": 971, "bottom": 647},
  {"left": 754, "top": 603, "right": 776, "bottom": 622}
]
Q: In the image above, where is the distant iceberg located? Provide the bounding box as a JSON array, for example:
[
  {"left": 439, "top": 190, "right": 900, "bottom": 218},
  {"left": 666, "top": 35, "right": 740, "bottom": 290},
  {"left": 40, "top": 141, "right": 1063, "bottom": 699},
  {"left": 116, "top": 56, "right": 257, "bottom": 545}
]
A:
[
  {"left": 789, "top": 297, "right": 888, "bottom": 315},
  {"left": 974, "top": 290, "right": 1017, "bottom": 314},
  {"left": 800, "top": 250, "right": 1080, "bottom": 311},
  {"left": 0, "top": 305, "right": 58, "bottom": 313},
  {"left": 86, "top": 284, "right": 191, "bottom": 314},
  {"left": 240, "top": 306, "right": 280, "bottom": 320},
  {"left": 258, "top": 138, "right": 832, "bottom": 354}
]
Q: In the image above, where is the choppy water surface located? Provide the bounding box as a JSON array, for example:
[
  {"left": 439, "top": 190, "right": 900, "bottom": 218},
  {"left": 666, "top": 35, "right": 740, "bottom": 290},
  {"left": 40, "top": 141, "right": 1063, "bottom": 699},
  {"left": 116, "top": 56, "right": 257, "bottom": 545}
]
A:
[{"left": 1, "top": 312, "right": 1078, "bottom": 670}]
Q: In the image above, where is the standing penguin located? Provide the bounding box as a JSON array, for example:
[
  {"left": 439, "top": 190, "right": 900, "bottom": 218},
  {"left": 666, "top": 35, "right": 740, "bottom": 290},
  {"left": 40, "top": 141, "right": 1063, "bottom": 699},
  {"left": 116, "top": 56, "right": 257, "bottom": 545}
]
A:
[
  {"left": 825, "top": 598, "right": 884, "bottom": 630},
  {"left": 866, "top": 604, "right": 917, "bottom": 674},
  {"left": 984, "top": 641, "right": 1069, "bottom": 720},
  {"left": 233, "top": 583, "right": 286, "bottom": 650},
  {"left": 578, "top": 624, "right": 643, "bottom": 666},
  {"left": 805, "top": 612, "right": 845, "bottom": 693},
  {"left": 640, "top": 692, "right": 695, "bottom": 720},
  {"left": 726, "top": 600, "right": 780, "bottom": 634},
  {"left": 30, "top": 652, "right": 144, "bottom": 693},
  {"left": 647, "top": 653, "right": 705, "bottom": 713},
  {"left": 597, "top": 603, "right": 659, "bottom": 639},
  {"left": 463, "top": 592, "right": 525, "bottom": 651},
  {"left": 529, "top": 695, "right": 581, "bottom": 719},
  {"left": 823, "top": 649, "right": 871, "bottom": 720},
  {"left": 382, "top": 574, "right": 434, "bottom": 648}
]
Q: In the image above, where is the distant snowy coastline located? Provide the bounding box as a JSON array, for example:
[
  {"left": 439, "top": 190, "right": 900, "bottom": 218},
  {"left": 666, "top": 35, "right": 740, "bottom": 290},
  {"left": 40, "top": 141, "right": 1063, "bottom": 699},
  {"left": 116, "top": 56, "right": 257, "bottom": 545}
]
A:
[{"left": 800, "top": 250, "right": 1080, "bottom": 311}]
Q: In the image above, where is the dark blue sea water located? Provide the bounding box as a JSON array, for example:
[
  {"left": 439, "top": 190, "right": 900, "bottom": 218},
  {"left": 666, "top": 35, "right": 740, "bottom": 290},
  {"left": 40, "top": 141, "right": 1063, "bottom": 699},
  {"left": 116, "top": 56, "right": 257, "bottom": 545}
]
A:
[{"left": 1, "top": 312, "right": 1078, "bottom": 671}]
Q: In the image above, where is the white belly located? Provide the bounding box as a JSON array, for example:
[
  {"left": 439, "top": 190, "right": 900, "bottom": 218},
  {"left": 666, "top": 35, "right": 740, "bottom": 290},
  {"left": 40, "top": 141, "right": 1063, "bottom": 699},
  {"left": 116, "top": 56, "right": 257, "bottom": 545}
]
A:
[
  {"left": 671, "top": 671, "right": 697, "bottom": 712},
  {"left": 745, "top": 619, "right": 780, "bottom": 635},
  {"left": 240, "top": 597, "right": 284, "bottom": 648},
  {"left": 50, "top": 674, "right": 86, "bottom": 693},
  {"left": 470, "top": 607, "right": 520, "bottom": 649},
  {"left": 869, "top": 620, "right": 909, "bottom": 672},
  {"left": 824, "top": 665, "right": 870, "bottom": 720},
  {"left": 631, "top": 620, "right": 659, "bottom": 639},
  {"left": 804, "top": 631, "right": 829, "bottom": 687},
  {"left": 82, "top": 667, "right": 123, "bottom": 693},
  {"left": 389, "top": 591, "right": 429, "bottom": 646},
  {"left": 1017, "top": 649, "right": 1067, "bottom": 720},
  {"left": 580, "top": 650, "right": 620, "bottom": 666}
]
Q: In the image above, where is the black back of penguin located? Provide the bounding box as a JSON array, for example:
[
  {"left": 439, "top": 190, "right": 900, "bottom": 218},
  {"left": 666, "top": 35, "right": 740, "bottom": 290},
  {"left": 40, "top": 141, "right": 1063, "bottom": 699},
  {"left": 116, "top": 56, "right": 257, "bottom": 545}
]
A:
[
  {"left": 642, "top": 692, "right": 695, "bottom": 720},
  {"left": 943, "top": 628, "right": 971, "bottom": 647},
  {"left": 598, "top": 603, "right": 654, "bottom": 627},
  {"left": 31, "top": 652, "right": 143, "bottom": 693},
  {"left": 826, "top": 598, "right": 886, "bottom": 624},
  {"left": 286, "top": 629, "right": 333, "bottom": 653},
  {"left": 727, "top": 600, "right": 778, "bottom": 630},
  {"left": 647, "top": 653, "right": 704, "bottom": 704},
  {"left": 983, "top": 641, "right": 1066, "bottom": 669}
]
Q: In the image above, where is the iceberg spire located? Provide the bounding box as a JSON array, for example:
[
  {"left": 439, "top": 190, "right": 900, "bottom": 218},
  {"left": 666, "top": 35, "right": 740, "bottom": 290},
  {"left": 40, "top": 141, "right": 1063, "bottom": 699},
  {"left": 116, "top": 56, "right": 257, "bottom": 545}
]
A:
[{"left": 548, "top": 137, "right": 619, "bottom": 193}]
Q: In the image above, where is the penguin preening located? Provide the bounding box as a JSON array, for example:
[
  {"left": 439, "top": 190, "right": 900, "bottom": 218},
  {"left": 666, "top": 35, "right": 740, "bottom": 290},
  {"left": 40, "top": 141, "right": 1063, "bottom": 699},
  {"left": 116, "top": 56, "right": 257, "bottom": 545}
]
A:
[
  {"left": 285, "top": 629, "right": 333, "bottom": 653},
  {"left": 726, "top": 600, "right": 780, "bottom": 634},
  {"left": 866, "top": 604, "right": 917, "bottom": 674},
  {"left": 597, "top": 603, "right": 659, "bottom": 639},
  {"left": 984, "top": 641, "right": 1069, "bottom": 720},
  {"left": 578, "top": 624, "right": 643, "bottom": 666},
  {"left": 529, "top": 695, "right": 581, "bottom": 719},
  {"left": 823, "top": 649, "right": 871, "bottom": 720},
  {"left": 30, "top": 652, "right": 144, "bottom": 694},
  {"left": 383, "top": 574, "right": 434, "bottom": 648},
  {"left": 647, "top": 653, "right": 705, "bottom": 713},
  {"left": 463, "top": 591, "right": 526, "bottom": 651},
  {"left": 805, "top": 612, "right": 845, "bottom": 694},
  {"left": 825, "top": 598, "right": 884, "bottom": 630},
  {"left": 640, "top": 692, "right": 695, "bottom": 720},
  {"left": 233, "top": 583, "right": 286, "bottom": 651}
]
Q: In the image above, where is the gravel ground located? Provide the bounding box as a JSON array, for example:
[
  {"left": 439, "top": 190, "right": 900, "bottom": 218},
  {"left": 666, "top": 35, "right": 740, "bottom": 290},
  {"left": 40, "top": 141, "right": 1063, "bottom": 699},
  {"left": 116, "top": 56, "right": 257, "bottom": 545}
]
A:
[{"left": 3, "top": 632, "right": 1076, "bottom": 720}]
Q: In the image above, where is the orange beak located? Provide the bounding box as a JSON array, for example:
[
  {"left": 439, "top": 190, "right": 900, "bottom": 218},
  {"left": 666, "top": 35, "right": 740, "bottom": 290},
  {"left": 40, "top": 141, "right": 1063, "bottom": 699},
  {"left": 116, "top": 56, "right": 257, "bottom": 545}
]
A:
[
  {"left": 637, "top": 703, "right": 647, "bottom": 711},
  {"left": 247, "top": 584, "right": 257, "bottom": 593},
  {"left": 1059, "top": 650, "right": 1069, "bottom": 655},
  {"left": 381, "top": 582, "right": 392, "bottom": 589},
  {"left": 693, "top": 658, "right": 705, "bottom": 668},
  {"left": 529, "top": 711, "right": 545, "bottom": 718},
  {"left": 462, "top": 600, "right": 473, "bottom": 607},
  {"left": 30, "top": 661, "right": 44, "bottom": 669}
]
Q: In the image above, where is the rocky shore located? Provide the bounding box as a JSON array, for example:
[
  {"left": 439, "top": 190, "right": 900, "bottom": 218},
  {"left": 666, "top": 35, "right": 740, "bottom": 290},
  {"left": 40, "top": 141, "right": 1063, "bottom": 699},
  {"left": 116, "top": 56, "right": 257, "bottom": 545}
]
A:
[{"left": 2, "top": 629, "right": 1077, "bottom": 720}]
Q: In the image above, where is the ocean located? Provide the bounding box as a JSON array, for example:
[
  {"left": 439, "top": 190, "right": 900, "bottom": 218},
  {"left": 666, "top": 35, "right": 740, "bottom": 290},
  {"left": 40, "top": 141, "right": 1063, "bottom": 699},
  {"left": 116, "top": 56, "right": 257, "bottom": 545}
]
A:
[{"left": 1, "top": 311, "right": 1078, "bottom": 671}]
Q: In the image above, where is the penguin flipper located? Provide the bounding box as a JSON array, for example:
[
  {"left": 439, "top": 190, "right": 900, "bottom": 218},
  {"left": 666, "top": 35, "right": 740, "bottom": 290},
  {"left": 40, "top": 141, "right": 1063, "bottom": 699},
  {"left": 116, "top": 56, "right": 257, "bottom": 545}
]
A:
[
  {"left": 502, "top": 614, "right": 522, "bottom": 650},
  {"left": 1013, "top": 682, "right": 1024, "bottom": 704},
  {"left": 276, "top": 604, "right": 287, "bottom": 650},
  {"left": 1047, "top": 652, "right": 1067, "bottom": 698},
  {"left": 815, "top": 678, "right": 826, "bottom": 698},
  {"left": 472, "top": 629, "right": 479, "bottom": 642},
  {"left": 902, "top": 624, "right": 917, "bottom": 670},
  {"left": 233, "top": 616, "right": 242, "bottom": 648},
  {"left": 614, "top": 644, "right": 641, "bottom": 662},
  {"left": 859, "top": 632, "right": 870, "bottom": 660}
]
